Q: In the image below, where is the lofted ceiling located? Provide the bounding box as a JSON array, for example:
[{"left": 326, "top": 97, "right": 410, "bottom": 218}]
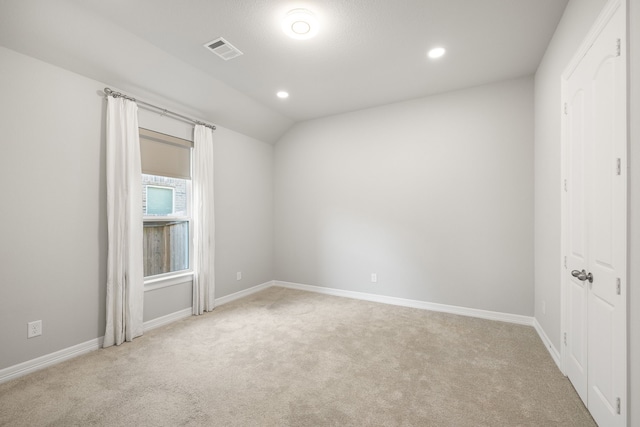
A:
[{"left": 0, "top": 0, "right": 568, "bottom": 143}]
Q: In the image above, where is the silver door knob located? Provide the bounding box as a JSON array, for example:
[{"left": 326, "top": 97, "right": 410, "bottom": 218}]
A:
[{"left": 571, "top": 269, "right": 593, "bottom": 283}]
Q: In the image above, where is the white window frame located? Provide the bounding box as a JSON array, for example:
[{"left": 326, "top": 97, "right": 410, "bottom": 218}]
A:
[{"left": 143, "top": 179, "right": 194, "bottom": 291}]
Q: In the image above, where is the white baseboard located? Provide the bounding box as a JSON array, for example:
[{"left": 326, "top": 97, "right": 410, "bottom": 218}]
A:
[
  {"left": 533, "top": 318, "right": 562, "bottom": 371},
  {"left": 274, "top": 281, "right": 535, "bottom": 326},
  {"left": 143, "top": 307, "right": 193, "bottom": 332},
  {"left": 0, "top": 336, "right": 104, "bottom": 384},
  {"left": 215, "top": 280, "right": 275, "bottom": 307}
]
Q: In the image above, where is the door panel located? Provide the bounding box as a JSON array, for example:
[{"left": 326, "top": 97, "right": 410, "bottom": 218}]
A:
[
  {"left": 592, "top": 57, "right": 615, "bottom": 270},
  {"left": 589, "top": 293, "right": 617, "bottom": 423},
  {"left": 562, "top": 4, "right": 626, "bottom": 427},
  {"left": 568, "top": 89, "right": 587, "bottom": 264},
  {"left": 564, "top": 67, "right": 589, "bottom": 405},
  {"left": 566, "top": 278, "right": 588, "bottom": 401},
  {"left": 585, "top": 7, "right": 626, "bottom": 426}
]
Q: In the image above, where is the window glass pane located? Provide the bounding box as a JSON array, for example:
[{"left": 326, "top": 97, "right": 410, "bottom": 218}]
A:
[
  {"left": 142, "top": 174, "right": 189, "bottom": 216},
  {"left": 143, "top": 220, "right": 189, "bottom": 277},
  {"left": 147, "top": 186, "right": 173, "bottom": 215}
]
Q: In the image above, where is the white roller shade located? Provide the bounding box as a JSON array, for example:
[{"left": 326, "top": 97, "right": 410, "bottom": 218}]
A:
[{"left": 139, "top": 128, "right": 192, "bottom": 179}]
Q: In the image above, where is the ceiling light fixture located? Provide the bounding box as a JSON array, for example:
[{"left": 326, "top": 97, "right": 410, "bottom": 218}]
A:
[
  {"left": 283, "top": 9, "right": 318, "bottom": 40},
  {"left": 428, "top": 47, "right": 446, "bottom": 59},
  {"left": 277, "top": 91, "right": 289, "bottom": 99}
]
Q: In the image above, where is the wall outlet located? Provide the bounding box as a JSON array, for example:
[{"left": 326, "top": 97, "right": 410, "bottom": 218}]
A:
[
  {"left": 236, "top": 271, "right": 242, "bottom": 280},
  {"left": 371, "top": 273, "right": 377, "bottom": 283},
  {"left": 28, "top": 320, "right": 42, "bottom": 338}
]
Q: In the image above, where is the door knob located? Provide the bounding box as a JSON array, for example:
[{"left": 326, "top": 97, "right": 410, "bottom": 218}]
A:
[{"left": 571, "top": 269, "right": 593, "bottom": 283}]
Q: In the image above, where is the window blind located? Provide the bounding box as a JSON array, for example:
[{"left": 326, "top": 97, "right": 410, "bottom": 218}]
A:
[{"left": 139, "top": 128, "right": 192, "bottom": 179}]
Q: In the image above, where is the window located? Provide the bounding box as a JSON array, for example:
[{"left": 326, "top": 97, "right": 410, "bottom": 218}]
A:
[
  {"left": 139, "top": 128, "right": 193, "bottom": 280},
  {"left": 142, "top": 175, "right": 191, "bottom": 277}
]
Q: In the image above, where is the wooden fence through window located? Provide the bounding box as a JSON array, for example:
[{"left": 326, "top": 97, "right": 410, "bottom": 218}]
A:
[{"left": 143, "top": 221, "right": 189, "bottom": 277}]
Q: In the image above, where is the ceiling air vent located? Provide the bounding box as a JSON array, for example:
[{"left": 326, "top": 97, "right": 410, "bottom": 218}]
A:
[{"left": 204, "top": 37, "right": 243, "bottom": 61}]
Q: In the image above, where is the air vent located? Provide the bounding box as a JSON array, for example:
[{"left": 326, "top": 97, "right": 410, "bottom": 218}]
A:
[{"left": 204, "top": 37, "right": 243, "bottom": 61}]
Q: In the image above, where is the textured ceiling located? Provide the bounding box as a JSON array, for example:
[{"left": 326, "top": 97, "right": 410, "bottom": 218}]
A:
[{"left": 0, "top": 0, "right": 569, "bottom": 142}]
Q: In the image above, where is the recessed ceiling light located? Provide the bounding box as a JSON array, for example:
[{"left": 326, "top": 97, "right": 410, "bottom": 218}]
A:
[
  {"left": 277, "top": 91, "right": 289, "bottom": 99},
  {"left": 428, "top": 47, "right": 446, "bottom": 59},
  {"left": 283, "top": 9, "right": 318, "bottom": 40}
]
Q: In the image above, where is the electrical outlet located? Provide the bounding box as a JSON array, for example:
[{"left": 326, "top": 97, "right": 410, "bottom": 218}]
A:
[
  {"left": 236, "top": 272, "right": 242, "bottom": 281},
  {"left": 28, "top": 320, "right": 42, "bottom": 338},
  {"left": 371, "top": 273, "right": 377, "bottom": 283}
]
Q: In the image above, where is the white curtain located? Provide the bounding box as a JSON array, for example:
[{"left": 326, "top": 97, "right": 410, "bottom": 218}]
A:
[
  {"left": 192, "top": 125, "right": 216, "bottom": 315},
  {"left": 104, "top": 96, "right": 144, "bottom": 347}
]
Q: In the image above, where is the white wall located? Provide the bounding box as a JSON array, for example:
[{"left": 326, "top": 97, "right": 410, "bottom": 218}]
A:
[
  {"left": 213, "top": 125, "right": 274, "bottom": 297},
  {"left": 533, "top": 0, "right": 606, "bottom": 352},
  {"left": 0, "top": 47, "right": 274, "bottom": 370},
  {"left": 274, "top": 77, "right": 534, "bottom": 316},
  {"left": 0, "top": 47, "right": 107, "bottom": 369}
]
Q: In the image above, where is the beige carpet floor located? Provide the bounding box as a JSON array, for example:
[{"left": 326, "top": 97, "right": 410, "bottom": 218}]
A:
[{"left": 0, "top": 287, "right": 595, "bottom": 426}]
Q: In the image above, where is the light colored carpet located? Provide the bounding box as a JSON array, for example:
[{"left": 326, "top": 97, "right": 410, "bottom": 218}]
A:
[{"left": 0, "top": 287, "right": 595, "bottom": 426}]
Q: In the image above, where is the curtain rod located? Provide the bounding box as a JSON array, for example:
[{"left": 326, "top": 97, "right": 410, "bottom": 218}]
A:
[{"left": 103, "top": 87, "right": 216, "bottom": 131}]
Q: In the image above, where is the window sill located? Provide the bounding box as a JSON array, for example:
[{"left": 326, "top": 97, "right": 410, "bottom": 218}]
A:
[{"left": 144, "top": 271, "right": 194, "bottom": 292}]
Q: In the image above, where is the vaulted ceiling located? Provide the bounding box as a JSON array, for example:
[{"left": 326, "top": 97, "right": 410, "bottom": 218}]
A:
[{"left": 0, "top": 0, "right": 568, "bottom": 143}]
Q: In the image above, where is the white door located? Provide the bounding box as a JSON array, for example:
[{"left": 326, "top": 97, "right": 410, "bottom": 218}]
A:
[
  {"left": 564, "top": 55, "right": 589, "bottom": 404},
  {"left": 562, "top": 2, "right": 627, "bottom": 427}
]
